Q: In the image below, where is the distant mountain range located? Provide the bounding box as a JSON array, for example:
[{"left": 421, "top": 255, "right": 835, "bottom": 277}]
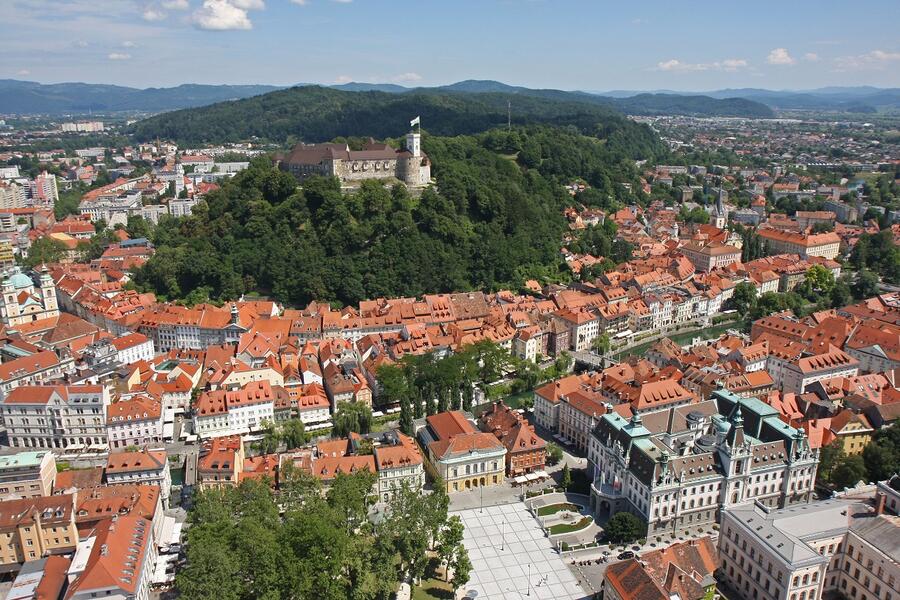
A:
[
  {"left": 597, "top": 85, "right": 900, "bottom": 112},
  {"left": 0, "top": 80, "right": 282, "bottom": 115},
  {"left": 2, "top": 78, "right": 897, "bottom": 118}
]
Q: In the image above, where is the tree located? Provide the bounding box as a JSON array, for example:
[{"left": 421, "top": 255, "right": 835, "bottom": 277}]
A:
[
  {"left": 546, "top": 442, "right": 563, "bottom": 466},
  {"left": 437, "top": 516, "right": 465, "bottom": 581},
  {"left": 592, "top": 332, "right": 611, "bottom": 356},
  {"left": 450, "top": 545, "right": 472, "bottom": 592},
  {"left": 561, "top": 463, "right": 572, "bottom": 490},
  {"left": 399, "top": 398, "right": 414, "bottom": 436},
  {"left": 818, "top": 441, "right": 845, "bottom": 485},
  {"left": 332, "top": 402, "right": 373, "bottom": 437},
  {"left": 728, "top": 281, "right": 757, "bottom": 316},
  {"left": 280, "top": 418, "right": 307, "bottom": 449},
  {"left": 863, "top": 427, "right": 900, "bottom": 482},
  {"left": 853, "top": 270, "right": 880, "bottom": 300},
  {"left": 805, "top": 265, "right": 835, "bottom": 294},
  {"left": 831, "top": 454, "right": 868, "bottom": 489},
  {"left": 829, "top": 279, "right": 853, "bottom": 309},
  {"left": 22, "top": 237, "right": 68, "bottom": 268},
  {"left": 604, "top": 512, "right": 646, "bottom": 544}
]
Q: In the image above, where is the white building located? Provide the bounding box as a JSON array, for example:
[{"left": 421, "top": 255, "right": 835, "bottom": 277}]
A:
[
  {"left": 193, "top": 380, "right": 275, "bottom": 439},
  {"left": 110, "top": 332, "right": 155, "bottom": 365},
  {"left": 588, "top": 390, "right": 819, "bottom": 536},
  {"left": 719, "top": 497, "right": 899, "bottom": 600},
  {"left": 106, "top": 395, "right": 164, "bottom": 450},
  {"left": 0, "top": 385, "right": 110, "bottom": 451},
  {"left": 373, "top": 431, "right": 425, "bottom": 502},
  {"left": 781, "top": 347, "right": 859, "bottom": 395}
]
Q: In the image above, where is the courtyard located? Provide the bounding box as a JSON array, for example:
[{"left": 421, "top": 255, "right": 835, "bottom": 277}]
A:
[{"left": 452, "top": 502, "right": 589, "bottom": 600}]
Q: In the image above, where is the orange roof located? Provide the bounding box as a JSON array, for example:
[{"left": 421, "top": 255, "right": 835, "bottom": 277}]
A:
[{"left": 105, "top": 449, "right": 167, "bottom": 474}]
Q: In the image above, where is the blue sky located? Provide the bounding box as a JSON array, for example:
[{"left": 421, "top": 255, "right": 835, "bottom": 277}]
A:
[{"left": 4, "top": 0, "right": 900, "bottom": 91}]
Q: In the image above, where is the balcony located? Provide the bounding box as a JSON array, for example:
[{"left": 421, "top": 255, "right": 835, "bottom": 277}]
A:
[{"left": 591, "top": 479, "right": 623, "bottom": 499}]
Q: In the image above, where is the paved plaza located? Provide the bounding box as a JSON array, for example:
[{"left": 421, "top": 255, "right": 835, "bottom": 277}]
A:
[{"left": 453, "top": 502, "right": 589, "bottom": 600}]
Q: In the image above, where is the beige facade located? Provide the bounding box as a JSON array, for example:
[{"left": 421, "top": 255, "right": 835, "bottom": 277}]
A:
[
  {"left": 0, "top": 494, "right": 78, "bottom": 567},
  {"left": 0, "top": 451, "right": 56, "bottom": 501}
]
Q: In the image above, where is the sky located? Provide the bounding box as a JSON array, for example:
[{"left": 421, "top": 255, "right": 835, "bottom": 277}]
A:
[{"left": 4, "top": 0, "right": 900, "bottom": 91}]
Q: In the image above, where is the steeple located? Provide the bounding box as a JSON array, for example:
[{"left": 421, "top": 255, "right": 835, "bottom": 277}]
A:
[{"left": 726, "top": 404, "right": 745, "bottom": 447}]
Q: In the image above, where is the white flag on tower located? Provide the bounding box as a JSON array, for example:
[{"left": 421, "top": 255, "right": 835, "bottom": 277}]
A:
[{"left": 410, "top": 116, "right": 420, "bottom": 127}]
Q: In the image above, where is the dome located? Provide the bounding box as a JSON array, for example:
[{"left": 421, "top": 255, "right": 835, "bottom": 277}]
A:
[{"left": 3, "top": 270, "right": 33, "bottom": 290}]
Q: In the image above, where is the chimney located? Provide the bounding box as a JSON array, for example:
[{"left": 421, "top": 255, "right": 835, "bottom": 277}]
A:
[{"left": 875, "top": 492, "right": 886, "bottom": 516}]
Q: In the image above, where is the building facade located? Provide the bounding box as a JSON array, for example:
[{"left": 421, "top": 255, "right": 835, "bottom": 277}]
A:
[
  {"left": 588, "top": 390, "right": 819, "bottom": 536},
  {"left": 0, "top": 385, "right": 110, "bottom": 451},
  {"left": 0, "top": 451, "right": 56, "bottom": 501}
]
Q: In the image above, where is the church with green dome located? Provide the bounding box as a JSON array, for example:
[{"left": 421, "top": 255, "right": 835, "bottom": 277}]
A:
[{"left": 0, "top": 266, "right": 60, "bottom": 327}]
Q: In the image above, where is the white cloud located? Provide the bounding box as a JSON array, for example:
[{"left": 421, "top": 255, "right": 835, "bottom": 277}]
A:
[
  {"left": 767, "top": 48, "right": 795, "bottom": 65},
  {"left": 803, "top": 52, "right": 820, "bottom": 62},
  {"left": 17, "top": 69, "right": 30, "bottom": 76},
  {"left": 142, "top": 8, "right": 167, "bottom": 20},
  {"left": 290, "top": 0, "right": 308, "bottom": 4},
  {"left": 162, "top": 0, "right": 190, "bottom": 8},
  {"left": 193, "top": 0, "right": 263, "bottom": 30},
  {"left": 334, "top": 75, "right": 353, "bottom": 84},
  {"left": 835, "top": 49, "right": 900, "bottom": 70},
  {"left": 391, "top": 72, "right": 422, "bottom": 83},
  {"left": 655, "top": 58, "right": 747, "bottom": 72},
  {"left": 122, "top": 40, "right": 137, "bottom": 48},
  {"left": 73, "top": 40, "right": 89, "bottom": 48},
  {"left": 332, "top": 0, "right": 353, "bottom": 3},
  {"left": 108, "top": 52, "right": 132, "bottom": 60}
]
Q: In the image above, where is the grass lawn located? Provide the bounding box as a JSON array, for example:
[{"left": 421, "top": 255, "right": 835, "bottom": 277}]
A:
[
  {"left": 412, "top": 577, "right": 455, "bottom": 600},
  {"left": 548, "top": 516, "right": 593, "bottom": 535},
  {"left": 537, "top": 502, "right": 581, "bottom": 517}
]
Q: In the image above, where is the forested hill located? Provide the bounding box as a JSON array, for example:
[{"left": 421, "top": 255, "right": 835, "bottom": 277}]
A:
[
  {"left": 129, "top": 85, "right": 662, "bottom": 150},
  {"left": 132, "top": 127, "right": 648, "bottom": 307}
]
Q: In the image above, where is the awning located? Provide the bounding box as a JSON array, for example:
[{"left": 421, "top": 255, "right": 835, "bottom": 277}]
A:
[
  {"left": 157, "top": 516, "right": 176, "bottom": 549},
  {"left": 533, "top": 470, "right": 550, "bottom": 479},
  {"left": 514, "top": 475, "right": 528, "bottom": 484},
  {"left": 525, "top": 473, "right": 540, "bottom": 482}
]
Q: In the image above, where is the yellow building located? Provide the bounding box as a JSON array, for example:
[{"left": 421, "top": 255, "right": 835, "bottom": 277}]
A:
[
  {"left": 0, "top": 241, "right": 14, "bottom": 268},
  {"left": 829, "top": 410, "right": 874, "bottom": 456},
  {"left": 0, "top": 494, "right": 78, "bottom": 567}
]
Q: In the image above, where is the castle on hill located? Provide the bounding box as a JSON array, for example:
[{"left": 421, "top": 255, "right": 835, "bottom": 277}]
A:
[{"left": 279, "top": 130, "right": 431, "bottom": 187}]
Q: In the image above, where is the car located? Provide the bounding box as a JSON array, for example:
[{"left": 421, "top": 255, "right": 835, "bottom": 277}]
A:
[{"left": 617, "top": 551, "right": 635, "bottom": 560}]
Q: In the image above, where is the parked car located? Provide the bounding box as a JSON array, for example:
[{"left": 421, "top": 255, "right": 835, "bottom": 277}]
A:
[{"left": 617, "top": 551, "right": 635, "bottom": 560}]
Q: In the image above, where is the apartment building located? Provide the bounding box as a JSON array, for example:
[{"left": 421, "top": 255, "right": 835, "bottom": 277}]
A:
[
  {"left": 105, "top": 449, "right": 171, "bottom": 509},
  {"left": 0, "top": 494, "right": 78, "bottom": 567},
  {"left": 0, "top": 385, "right": 110, "bottom": 451},
  {"left": 372, "top": 431, "right": 425, "bottom": 502},
  {"left": 66, "top": 515, "right": 157, "bottom": 600},
  {"left": 193, "top": 380, "right": 276, "bottom": 439},
  {"left": 781, "top": 347, "right": 860, "bottom": 395},
  {"left": 0, "top": 451, "right": 56, "bottom": 501},
  {"left": 106, "top": 395, "right": 164, "bottom": 450}
]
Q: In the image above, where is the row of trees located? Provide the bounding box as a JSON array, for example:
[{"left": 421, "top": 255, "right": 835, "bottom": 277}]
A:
[
  {"left": 178, "top": 471, "right": 470, "bottom": 600},
  {"left": 377, "top": 341, "right": 515, "bottom": 435}
]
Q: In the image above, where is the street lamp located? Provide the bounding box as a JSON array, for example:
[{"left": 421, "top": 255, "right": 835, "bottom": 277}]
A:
[
  {"left": 527, "top": 563, "right": 532, "bottom": 597},
  {"left": 501, "top": 520, "right": 505, "bottom": 551}
]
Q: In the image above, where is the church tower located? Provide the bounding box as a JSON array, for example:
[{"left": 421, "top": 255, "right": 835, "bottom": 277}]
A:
[{"left": 39, "top": 265, "right": 58, "bottom": 316}]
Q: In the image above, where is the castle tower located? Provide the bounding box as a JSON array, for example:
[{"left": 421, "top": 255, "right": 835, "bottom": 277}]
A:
[{"left": 406, "top": 132, "right": 421, "bottom": 158}]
